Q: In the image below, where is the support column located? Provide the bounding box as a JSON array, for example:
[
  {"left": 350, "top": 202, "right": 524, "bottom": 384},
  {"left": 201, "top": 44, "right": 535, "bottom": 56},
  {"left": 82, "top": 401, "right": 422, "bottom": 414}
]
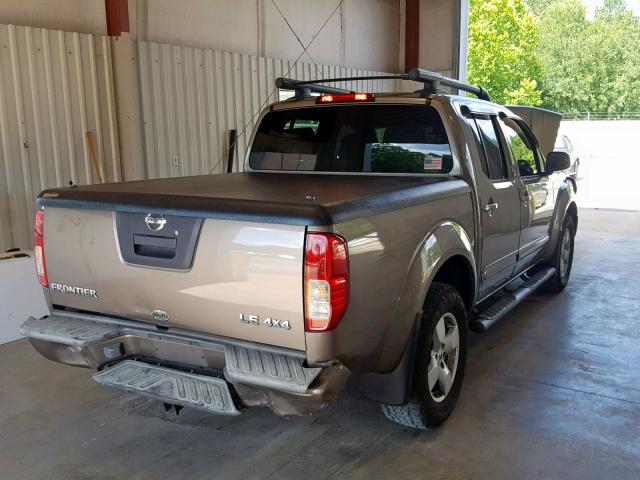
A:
[
  {"left": 417, "top": 0, "right": 468, "bottom": 82},
  {"left": 457, "top": 0, "right": 469, "bottom": 82},
  {"left": 105, "top": 0, "right": 130, "bottom": 36},
  {"left": 339, "top": 1, "right": 346, "bottom": 67},
  {"left": 257, "top": 0, "right": 266, "bottom": 57},
  {"left": 105, "top": 0, "right": 146, "bottom": 181},
  {"left": 404, "top": 0, "right": 420, "bottom": 72}
]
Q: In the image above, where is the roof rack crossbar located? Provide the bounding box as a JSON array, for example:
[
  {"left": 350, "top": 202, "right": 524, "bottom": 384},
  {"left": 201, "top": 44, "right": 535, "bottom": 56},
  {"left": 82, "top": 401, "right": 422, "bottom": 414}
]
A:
[
  {"left": 406, "top": 69, "right": 491, "bottom": 101},
  {"left": 274, "top": 69, "right": 491, "bottom": 102},
  {"left": 275, "top": 77, "right": 352, "bottom": 97}
]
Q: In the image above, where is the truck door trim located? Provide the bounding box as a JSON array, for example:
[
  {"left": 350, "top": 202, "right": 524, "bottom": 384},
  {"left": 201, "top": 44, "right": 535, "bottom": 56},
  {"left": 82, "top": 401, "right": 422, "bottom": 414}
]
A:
[
  {"left": 518, "top": 234, "right": 549, "bottom": 259},
  {"left": 482, "top": 248, "right": 518, "bottom": 281}
]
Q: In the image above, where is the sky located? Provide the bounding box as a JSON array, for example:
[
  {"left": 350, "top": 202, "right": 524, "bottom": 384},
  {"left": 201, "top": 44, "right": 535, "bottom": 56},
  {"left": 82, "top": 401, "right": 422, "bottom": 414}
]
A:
[{"left": 582, "top": 0, "right": 640, "bottom": 17}]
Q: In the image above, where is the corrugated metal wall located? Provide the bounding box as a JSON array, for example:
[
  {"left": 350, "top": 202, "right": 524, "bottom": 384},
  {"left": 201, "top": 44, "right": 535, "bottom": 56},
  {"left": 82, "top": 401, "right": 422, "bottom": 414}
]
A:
[
  {"left": 137, "top": 40, "right": 399, "bottom": 177},
  {"left": 0, "top": 29, "right": 400, "bottom": 251},
  {"left": 0, "top": 24, "right": 120, "bottom": 250}
]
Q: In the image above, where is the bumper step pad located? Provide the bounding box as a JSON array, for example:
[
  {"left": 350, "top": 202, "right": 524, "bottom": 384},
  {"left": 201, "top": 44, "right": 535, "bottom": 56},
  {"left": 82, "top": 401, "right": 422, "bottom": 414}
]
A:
[
  {"left": 94, "top": 360, "right": 240, "bottom": 415},
  {"left": 224, "top": 345, "right": 321, "bottom": 394},
  {"left": 20, "top": 315, "right": 122, "bottom": 348}
]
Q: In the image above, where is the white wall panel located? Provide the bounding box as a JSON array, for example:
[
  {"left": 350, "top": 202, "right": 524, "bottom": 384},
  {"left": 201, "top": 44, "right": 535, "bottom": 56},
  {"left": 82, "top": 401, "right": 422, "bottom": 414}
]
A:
[
  {"left": 0, "top": 24, "right": 119, "bottom": 250},
  {"left": 138, "top": 40, "right": 399, "bottom": 179}
]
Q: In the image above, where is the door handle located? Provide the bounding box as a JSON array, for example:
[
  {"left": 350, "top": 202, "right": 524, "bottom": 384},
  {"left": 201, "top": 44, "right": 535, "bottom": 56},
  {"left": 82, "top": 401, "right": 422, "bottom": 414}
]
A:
[{"left": 483, "top": 202, "right": 499, "bottom": 217}]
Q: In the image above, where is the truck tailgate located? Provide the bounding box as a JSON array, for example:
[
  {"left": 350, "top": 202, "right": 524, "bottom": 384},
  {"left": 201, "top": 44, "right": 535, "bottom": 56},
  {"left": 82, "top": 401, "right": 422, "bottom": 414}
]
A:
[{"left": 43, "top": 206, "right": 306, "bottom": 350}]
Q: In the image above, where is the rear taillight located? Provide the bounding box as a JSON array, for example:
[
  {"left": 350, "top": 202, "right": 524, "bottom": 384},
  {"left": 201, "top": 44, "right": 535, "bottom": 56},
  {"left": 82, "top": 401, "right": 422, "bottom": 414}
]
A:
[
  {"left": 34, "top": 210, "right": 48, "bottom": 287},
  {"left": 304, "top": 233, "right": 349, "bottom": 331}
]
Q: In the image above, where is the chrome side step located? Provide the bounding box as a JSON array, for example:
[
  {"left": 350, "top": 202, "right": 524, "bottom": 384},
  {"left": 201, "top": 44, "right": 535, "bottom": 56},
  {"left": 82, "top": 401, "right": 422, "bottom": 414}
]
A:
[
  {"left": 94, "top": 360, "right": 241, "bottom": 415},
  {"left": 469, "top": 267, "right": 556, "bottom": 333}
]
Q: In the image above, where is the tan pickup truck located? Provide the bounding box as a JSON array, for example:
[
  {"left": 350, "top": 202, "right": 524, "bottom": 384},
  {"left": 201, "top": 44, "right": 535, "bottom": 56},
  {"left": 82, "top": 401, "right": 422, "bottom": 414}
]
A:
[{"left": 21, "top": 70, "right": 577, "bottom": 429}]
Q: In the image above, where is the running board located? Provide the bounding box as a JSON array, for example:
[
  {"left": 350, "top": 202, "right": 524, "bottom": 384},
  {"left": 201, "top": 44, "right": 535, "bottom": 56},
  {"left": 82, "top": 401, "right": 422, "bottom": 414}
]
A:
[
  {"left": 469, "top": 267, "right": 556, "bottom": 333},
  {"left": 94, "top": 360, "right": 241, "bottom": 415}
]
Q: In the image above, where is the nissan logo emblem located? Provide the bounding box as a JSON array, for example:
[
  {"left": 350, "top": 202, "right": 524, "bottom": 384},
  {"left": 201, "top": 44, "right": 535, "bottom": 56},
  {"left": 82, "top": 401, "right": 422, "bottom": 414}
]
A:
[
  {"left": 151, "top": 309, "right": 170, "bottom": 322},
  {"left": 145, "top": 214, "right": 166, "bottom": 232}
]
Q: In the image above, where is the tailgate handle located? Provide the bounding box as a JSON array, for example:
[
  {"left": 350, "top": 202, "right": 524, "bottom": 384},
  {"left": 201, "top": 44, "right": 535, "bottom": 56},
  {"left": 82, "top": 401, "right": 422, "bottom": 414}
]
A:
[{"left": 133, "top": 234, "right": 177, "bottom": 259}]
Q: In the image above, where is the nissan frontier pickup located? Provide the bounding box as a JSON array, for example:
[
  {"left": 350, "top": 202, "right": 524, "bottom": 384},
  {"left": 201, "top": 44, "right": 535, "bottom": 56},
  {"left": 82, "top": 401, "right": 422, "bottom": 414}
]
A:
[{"left": 21, "top": 70, "right": 577, "bottom": 429}]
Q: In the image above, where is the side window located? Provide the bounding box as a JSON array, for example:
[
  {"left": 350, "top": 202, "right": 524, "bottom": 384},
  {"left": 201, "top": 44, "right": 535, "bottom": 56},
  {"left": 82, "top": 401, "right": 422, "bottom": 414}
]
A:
[
  {"left": 554, "top": 134, "right": 572, "bottom": 151},
  {"left": 475, "top": 117, "right": 509, "bottom": 180},
  {"left": 466, "top": 118, "right": 490, "bottom": 178},
  {"left": 565, "top": 137, "right": 573, "bottom": 150},
  {"left": 500, "top": 119, "right": 539, "bottom": 177}
]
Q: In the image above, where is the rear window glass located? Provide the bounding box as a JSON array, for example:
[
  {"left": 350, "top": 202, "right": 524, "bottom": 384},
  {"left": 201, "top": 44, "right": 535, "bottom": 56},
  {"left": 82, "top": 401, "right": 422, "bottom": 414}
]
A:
[{"left": 249, "top": 105, "right": 453, "bottom": 174}]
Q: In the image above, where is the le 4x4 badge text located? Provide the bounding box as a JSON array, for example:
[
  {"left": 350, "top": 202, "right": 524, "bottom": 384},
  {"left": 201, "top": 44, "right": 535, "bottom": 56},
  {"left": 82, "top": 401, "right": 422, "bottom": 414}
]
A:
[{"left": 239, "top": 313, "right": 291, "bottom": 330}]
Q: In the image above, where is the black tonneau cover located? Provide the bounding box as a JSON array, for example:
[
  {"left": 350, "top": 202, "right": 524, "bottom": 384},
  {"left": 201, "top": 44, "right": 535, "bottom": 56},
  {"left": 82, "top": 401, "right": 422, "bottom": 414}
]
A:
[{"left": 38, "top": 173, "right": 470, "bottom": 225}]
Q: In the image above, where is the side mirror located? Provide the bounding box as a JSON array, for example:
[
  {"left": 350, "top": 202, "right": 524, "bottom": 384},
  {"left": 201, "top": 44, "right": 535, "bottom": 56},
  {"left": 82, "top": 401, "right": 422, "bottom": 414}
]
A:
[{"left": 547, "top": 151, "right": 570, "bottom": 174}]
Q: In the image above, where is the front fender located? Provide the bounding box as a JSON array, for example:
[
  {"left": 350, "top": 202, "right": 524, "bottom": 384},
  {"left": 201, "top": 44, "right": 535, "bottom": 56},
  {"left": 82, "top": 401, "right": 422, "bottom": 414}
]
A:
[
  {"left": 375, "top": 220, "right": 476, "bottom": 371},
  {"left": 545, "top": 178, "right": 577, "bottom": 259}
]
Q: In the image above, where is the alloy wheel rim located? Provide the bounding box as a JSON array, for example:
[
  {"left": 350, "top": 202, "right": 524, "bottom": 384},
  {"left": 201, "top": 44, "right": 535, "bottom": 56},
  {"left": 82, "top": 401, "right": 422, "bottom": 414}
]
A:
[
  {"left": 428, "top": 312, "right": 460, "bottom": 403},
  {"left": 559, "top": 227, "right": 571, "bottom": 278}
]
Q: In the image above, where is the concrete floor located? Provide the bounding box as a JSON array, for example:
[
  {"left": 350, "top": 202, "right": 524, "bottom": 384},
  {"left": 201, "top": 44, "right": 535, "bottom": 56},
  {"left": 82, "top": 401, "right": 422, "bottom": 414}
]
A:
[{"left": 1, "top": 208, "right": 639, "bottom": 480}]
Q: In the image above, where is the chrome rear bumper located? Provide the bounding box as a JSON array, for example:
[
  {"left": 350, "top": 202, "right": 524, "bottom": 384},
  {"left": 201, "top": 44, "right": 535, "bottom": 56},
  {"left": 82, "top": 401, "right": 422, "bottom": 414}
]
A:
[{"left": 21, "top": 311, "right": 349, "bottom": 416}]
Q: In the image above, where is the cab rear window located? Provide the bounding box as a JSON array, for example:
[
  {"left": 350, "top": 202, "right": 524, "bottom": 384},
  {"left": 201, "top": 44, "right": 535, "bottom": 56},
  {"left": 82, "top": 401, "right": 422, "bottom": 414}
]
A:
[{"left": 249, "top": 104, "right": 453, "bottom": 174}]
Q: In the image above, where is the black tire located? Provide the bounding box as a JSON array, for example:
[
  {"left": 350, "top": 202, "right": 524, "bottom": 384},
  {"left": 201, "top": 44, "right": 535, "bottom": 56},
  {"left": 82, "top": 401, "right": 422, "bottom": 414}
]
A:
[
  {"left": 544, "top": 215, "right": 575, "bottom": 293},
  {"left": 381, "top": 282, "right": 468, "bottom": 430}
]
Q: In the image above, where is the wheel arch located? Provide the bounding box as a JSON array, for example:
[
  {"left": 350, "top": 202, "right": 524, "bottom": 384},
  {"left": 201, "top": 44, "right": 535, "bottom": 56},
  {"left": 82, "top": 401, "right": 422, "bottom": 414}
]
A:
[
  {"left": 390, "top": 220, "right": 476, "bottom": 359},
  {"left": 546, "top": 180, "right": 578, "bottom": 259},
  {"left": 432, "top": 254, "right": 475, "bottom": 313},
  {"left": 359, "top": 220, "right": 476, "bottom": 401},
  {"left": 566, "top": 201, "right": 578, "bottom": 230}
]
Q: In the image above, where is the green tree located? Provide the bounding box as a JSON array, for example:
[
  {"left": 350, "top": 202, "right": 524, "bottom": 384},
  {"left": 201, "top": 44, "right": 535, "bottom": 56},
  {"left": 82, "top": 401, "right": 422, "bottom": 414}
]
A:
[
  {"left": 596, "top": 0, "right": 634, "bottom": 18},
  {"left": 537, "top": 0, "right": 640, "bottom": 115},
  {"left": 527, "top": 0, "right": 555, "bottom": 16},
  {"left": 468, "top": 0, "right": 543, "bottom": 105},
  {"left": 536, "top": 0, "right": 590, "bottom": 114}
]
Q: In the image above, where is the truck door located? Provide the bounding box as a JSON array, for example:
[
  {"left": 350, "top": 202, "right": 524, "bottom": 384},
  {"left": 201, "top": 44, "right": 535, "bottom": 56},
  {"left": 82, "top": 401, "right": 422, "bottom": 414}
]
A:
[
  {"left": 497, "top": 116, "right": 554, "bottom": 272},
  {"left": 466, "top": 114, "right": 522, "bottom": 298}
]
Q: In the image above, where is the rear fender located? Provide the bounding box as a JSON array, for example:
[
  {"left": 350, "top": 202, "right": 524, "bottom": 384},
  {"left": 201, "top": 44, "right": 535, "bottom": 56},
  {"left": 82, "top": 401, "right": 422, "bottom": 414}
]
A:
[{"left": 376, "top": 221, "right": 476, "bottom": 372}]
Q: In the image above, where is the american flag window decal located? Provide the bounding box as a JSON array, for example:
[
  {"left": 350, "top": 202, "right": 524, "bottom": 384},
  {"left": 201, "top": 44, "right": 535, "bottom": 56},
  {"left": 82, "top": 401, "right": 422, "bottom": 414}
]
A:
[{"left": 424, "top": 155, "right": 443, "bottom": 171}]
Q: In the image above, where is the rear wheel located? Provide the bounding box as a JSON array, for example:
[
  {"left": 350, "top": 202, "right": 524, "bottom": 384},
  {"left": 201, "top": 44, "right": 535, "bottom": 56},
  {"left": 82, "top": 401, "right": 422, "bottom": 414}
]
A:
[
  {"left": 544, "top": 216, "right": 575, "bottom": 293},
  {"left": 381, "top": 282, "right": 467, "bottom": 429}
]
